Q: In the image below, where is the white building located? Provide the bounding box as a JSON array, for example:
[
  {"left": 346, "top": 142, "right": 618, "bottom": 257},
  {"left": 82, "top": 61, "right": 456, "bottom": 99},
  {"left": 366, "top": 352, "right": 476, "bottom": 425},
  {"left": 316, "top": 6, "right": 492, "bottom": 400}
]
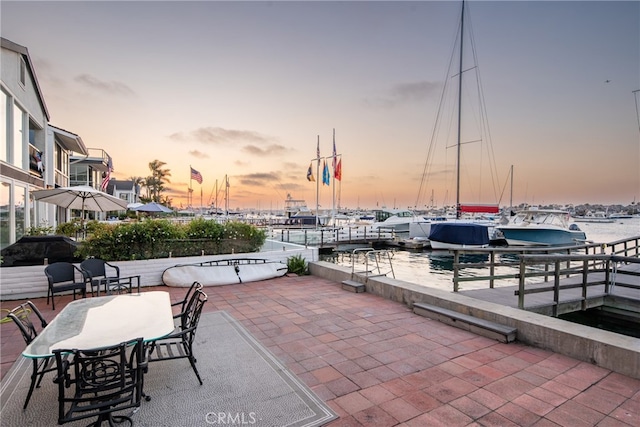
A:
[{"left": 1, "top": 38, "right": 116, "bottom": 248}]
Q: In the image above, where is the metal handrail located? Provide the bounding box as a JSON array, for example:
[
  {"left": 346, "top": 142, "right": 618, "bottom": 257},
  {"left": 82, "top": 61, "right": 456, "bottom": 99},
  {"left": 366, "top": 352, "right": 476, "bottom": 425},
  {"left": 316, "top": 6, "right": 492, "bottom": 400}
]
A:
[{"left": 350, "top": 248, "right": 395, "bottom": 279}]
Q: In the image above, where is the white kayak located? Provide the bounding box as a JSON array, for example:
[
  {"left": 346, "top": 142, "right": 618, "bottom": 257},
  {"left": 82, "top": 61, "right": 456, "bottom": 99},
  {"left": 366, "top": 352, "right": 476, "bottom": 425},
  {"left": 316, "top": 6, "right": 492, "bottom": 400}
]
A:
[{"left": 162, "top": 259, "right": 288, "bottom": 287}]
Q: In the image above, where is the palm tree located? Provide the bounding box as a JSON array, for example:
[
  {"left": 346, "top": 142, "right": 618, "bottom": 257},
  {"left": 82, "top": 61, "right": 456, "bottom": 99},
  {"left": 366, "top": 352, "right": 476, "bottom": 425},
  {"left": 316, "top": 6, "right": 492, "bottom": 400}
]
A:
[{"left": 146, "top": 160, "right": 171, "bottom": 202}]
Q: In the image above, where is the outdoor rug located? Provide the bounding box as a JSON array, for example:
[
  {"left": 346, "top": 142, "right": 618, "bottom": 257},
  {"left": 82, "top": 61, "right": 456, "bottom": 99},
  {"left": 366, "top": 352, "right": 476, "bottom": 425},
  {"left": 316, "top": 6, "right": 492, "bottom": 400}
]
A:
[{"left": 0, "top": 310, "right": 338, "bottom": 427}]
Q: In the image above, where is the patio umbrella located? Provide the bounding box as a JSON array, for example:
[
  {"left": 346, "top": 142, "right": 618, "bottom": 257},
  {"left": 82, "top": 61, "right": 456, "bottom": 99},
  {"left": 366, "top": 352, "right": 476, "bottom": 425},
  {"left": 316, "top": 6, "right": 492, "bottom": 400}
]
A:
[
  {"left": 131, "top": 202, "right": 173, "bottom": 213},
  {"left": 31, "top": 186, "right": 129, "bottom": 220}
]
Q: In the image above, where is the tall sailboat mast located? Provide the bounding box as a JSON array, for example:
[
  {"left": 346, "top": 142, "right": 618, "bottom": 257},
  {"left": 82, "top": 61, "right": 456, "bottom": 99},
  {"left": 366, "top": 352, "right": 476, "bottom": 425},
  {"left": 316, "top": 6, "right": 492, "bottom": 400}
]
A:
[
  {"left": 455, "top": 0, "right": 465, "bottom": 220},
  {"left": 316, "top": 135, "right": 320, "bottom": 229}
]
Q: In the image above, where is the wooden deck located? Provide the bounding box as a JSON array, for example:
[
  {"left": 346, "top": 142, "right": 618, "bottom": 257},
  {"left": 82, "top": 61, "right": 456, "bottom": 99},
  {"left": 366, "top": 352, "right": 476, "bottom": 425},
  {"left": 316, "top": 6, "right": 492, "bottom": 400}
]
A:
[{"left": 459, "top": 262, "right": 640, "bottom": 315}]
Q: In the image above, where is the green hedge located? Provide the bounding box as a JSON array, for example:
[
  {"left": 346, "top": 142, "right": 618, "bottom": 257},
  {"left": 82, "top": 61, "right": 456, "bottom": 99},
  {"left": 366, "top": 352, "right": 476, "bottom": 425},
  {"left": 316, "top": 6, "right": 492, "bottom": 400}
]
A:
[{"left": 75, "top": 219, "right": 266, "bottom": 261}]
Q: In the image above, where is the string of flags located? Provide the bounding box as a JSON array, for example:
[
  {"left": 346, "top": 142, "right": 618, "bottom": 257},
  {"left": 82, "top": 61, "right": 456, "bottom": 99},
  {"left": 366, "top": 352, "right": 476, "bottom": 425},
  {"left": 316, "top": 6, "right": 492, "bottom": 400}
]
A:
[{"left": 306, "top": 137, "right": 342, "bottom": 183}]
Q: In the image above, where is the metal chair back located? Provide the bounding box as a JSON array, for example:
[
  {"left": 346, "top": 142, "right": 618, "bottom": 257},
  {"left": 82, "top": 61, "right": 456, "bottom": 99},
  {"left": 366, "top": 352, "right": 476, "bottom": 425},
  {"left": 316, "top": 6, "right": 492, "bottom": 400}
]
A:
[
  {"left": 53, "top": 337, "right": 145, "bottom": 426},
  {"left": 6, "top": 301, "right": 55, "bottom": 409}
]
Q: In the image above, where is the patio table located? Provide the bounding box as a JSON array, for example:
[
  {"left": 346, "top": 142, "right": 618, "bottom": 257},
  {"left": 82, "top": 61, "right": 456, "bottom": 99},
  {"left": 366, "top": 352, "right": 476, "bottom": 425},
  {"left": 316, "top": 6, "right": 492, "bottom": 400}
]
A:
[{"left": 22, "top": 291, "right": 175, "bottom": 358}]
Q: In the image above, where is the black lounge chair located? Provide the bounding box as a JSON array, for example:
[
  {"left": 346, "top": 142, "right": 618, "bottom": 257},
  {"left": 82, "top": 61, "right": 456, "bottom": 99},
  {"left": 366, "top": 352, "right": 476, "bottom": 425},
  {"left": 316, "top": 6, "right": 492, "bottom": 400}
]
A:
[
  {"left": 80, "top": 258, "right": 121, "bottom": 296},
  {"left": 44, "top": 262, "right": 87, "bottom": 310}
]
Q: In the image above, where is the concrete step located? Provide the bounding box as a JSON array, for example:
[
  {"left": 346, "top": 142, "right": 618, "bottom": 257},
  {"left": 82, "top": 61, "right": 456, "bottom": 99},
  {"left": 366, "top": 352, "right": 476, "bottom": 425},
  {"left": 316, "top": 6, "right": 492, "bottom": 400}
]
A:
[
  {"left": 413, "top": 302, "right": 517, "bottom": 343},
  {"left": 341, "top": 280, "right": 365, "bottom": 293}
]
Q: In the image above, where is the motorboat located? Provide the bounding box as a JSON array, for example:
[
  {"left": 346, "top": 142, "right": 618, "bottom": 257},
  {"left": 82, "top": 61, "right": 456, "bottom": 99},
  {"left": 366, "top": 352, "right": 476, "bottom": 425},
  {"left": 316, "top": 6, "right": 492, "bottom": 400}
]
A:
[
  {"left": 428, "top": 222, "right": 491, "bottom": 249},
  {"left": 496, "top": 209, "right": 587, "bottom": 246},
  {"left": 573, "top": 211, "right": 614, "bottom": 223},
  {"left": 371, "top": 208, "right": 424, "bottom": 233}
]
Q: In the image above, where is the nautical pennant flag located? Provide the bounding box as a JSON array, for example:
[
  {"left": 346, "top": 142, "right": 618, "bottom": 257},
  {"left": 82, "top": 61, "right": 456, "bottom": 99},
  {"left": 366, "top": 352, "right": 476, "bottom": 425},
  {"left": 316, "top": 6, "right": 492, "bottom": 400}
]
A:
[
  {"left": 335, "top": 158, "right": 342, "bottom": 181},
  {"left": 190, "top": 167, "right": 203, "bottom": 184},
  {"left": 332, "top": 138, "right": 337, "bottom": 175},
  {"left": 306, "top": 163, "right": 315, "bottom": 182},
  {"left": 316, "top": 139, "right": 320, "bottom": 159},
  {"left": 322, "top": 160, "right": 330, "bottom": 185}
]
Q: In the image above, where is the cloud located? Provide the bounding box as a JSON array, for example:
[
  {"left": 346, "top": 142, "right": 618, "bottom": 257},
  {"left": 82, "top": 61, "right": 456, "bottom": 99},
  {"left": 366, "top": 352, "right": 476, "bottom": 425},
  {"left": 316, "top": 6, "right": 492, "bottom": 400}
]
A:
[
  {"left": 242, "top": 144, "right": 287, "bottom": 156},
  {"left": 235, "top": 172, "right": 280, "bottom": 187},
  {"left": 189, "top": 150, "right": 210, "bottom": 158},
  {"left": 365, "top": 80, "right": 439, "bottom": 108},
  {"left": 170, "top": 127, "right": 272, "bottom": 145},
  {"left": 74, "top": 74, "right": 135, "bottom": 96}
]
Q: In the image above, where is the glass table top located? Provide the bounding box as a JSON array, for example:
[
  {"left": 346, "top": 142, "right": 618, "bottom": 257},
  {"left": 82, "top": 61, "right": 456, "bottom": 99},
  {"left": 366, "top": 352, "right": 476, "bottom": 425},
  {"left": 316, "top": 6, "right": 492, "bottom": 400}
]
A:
[{"left": 23, "top": 291, "right": 175, "bottom": 358}]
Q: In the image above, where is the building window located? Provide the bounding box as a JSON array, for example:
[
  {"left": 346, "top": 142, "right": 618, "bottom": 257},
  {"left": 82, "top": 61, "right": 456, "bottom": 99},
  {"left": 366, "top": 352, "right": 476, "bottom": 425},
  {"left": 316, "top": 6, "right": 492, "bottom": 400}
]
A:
[
  {"left": 0, "top": 181, "right": 10, "bottom": 249},
  {"left": 70, "top": 165, "right": 88, "bottom": 186},
  {"left": 14, "top": 183, "right": 27, "bottom": 242},
  {"left": 0, "top": 89, "right": 7, "bottom": 162},
  {"left": 13, "top": 104, "right": 24, "bottom": 168},
  {"left": 19, "top": 58, "right": 27, "bottom": 86}
]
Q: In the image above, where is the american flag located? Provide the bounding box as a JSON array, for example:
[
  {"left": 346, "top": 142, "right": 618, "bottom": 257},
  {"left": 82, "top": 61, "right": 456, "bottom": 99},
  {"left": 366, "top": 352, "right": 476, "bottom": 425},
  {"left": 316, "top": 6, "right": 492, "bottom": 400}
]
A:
[
  {"left": 100, "top": 157, "right": 112, "bottom": 192},
  {"left": 191, "top": 167, "right": 203, "bottom": 184}
]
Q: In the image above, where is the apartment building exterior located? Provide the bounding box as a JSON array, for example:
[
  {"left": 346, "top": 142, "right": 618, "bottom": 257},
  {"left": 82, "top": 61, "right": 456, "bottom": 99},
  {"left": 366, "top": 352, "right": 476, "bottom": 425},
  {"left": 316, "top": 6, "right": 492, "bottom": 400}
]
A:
[{"left": 1, "top": 38, "right": 114, "bottom": 249}]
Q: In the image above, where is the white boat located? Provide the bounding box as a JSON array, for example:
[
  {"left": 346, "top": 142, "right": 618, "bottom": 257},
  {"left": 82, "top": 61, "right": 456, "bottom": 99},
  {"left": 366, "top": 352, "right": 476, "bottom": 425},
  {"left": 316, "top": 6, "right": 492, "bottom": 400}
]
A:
[
  {"left": 573, "top": 211, "right": 614, "bottom": 223},
  {"left": 162, "top": 258, "right": 288, "bottom": 287},
  {"left": 496, "top": 209, "right": 588, "bottom": 246},
  {"left": 371, "top": 208, "right": 424, "bottom": 233}
]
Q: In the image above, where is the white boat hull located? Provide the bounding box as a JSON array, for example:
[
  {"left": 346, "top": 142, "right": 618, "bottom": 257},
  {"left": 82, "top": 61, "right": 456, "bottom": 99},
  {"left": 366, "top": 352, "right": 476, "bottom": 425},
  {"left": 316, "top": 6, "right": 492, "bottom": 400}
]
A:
[{"left": 162, "top": 259, "right": 288, "bottom": 287}]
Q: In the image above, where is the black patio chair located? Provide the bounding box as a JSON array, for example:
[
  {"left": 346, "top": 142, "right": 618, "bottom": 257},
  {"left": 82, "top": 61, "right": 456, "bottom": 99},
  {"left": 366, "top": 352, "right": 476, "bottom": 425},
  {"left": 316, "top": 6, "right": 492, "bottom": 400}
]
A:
[
  {"left": 44, "top": 262, "right": 87, "bottom": 310},
  {"left": 53, "top": 337, "right": 146, "bottom": 426},
  {"left": 80, "top": 258, "right": 121, "bottom": 296},
  {"left": 171, "top": 281, "right": 203, "bottom": 321},
  {"left": 6, "top": 301, "right": 60, "bottom": 410},
  {"left": 147, "top": 288, "right": 208, "bottom": 385}
]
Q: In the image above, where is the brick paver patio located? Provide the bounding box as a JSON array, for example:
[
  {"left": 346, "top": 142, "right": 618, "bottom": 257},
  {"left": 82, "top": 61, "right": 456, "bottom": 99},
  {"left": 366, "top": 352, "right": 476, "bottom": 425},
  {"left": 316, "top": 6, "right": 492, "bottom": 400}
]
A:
[{"left": 2, "top": 274, "right": 639, "bottom": 426}]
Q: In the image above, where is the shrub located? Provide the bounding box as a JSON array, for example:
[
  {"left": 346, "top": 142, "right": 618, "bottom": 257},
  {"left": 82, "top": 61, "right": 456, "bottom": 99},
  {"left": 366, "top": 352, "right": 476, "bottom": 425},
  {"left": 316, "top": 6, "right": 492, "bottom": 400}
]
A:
[
  {"left": 26, "top": 224, "right": 54, "bottom": 236},
  {"left": 56, "top": 220, "right": 82, "bottom": 237},
  {"left": 287, "top": 254, "right": 308, "bottom": 275},
  {"left": 75, "top": 218, "right": 265, "bottom": 261}
]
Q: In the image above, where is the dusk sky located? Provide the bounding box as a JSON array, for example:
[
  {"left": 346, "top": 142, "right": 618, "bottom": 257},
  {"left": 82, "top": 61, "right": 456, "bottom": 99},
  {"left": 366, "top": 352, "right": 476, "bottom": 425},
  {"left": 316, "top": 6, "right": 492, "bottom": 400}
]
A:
[{"left": 2, "top": 1, "right": 639, "bottom": 211}]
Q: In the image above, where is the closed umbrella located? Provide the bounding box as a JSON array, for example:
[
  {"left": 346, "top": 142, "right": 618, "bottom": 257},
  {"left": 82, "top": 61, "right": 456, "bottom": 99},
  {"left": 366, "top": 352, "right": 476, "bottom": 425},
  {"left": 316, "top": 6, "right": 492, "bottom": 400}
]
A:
[{"left": 31, "top": 185, "right": 129, "bottom": 223}]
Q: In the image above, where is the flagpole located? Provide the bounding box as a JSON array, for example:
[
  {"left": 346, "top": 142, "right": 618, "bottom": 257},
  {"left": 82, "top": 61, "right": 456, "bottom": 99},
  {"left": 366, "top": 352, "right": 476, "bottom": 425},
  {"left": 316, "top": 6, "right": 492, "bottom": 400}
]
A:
[
  {"left": 332, "top": 129, "right": 336, "bottom": 219},
  {"left": 316, "top": 135, "right": 320, "bottom": 229},
  {"left": 189, "top": 165, "right": 192, "bottom": 208}
]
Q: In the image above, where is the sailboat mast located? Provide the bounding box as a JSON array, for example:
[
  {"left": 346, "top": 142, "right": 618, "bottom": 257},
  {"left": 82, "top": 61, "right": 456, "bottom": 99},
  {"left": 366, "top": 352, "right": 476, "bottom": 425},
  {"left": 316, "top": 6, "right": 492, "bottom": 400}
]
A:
[
  {"left": 332, "top": 128, "right": 336, "bottom": 218},
  {"left": 456, "top": 0, "right": 465, "bottom": 220},
  {"left": 316, "top": 135, "right": 320, "bottom": 229}
]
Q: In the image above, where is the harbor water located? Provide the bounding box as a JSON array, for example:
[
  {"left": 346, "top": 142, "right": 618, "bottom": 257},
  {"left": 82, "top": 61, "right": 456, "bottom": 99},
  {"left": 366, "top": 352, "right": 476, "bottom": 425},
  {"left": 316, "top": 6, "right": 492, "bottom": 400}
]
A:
[{"left": 321, "top": 217, "right": 640, "bottom": 293}]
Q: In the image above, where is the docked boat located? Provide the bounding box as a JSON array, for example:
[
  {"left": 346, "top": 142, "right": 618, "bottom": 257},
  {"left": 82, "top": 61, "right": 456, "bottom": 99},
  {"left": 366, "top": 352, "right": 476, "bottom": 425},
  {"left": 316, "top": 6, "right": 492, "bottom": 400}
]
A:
[
  {"left": 496, "top": 209, "right": 587, "bottom": 246},
  {"left": 573, "top": 211, "right": 614, "bottom": 223},
  {"left": 371, "top": 208, "right": 424, "bottom": 233},
  {"left": 428, "top": 222, "right": 490, "bottom": 249},
  {"left": 162, "top": 258, "right": 288, "bottom": 287}
]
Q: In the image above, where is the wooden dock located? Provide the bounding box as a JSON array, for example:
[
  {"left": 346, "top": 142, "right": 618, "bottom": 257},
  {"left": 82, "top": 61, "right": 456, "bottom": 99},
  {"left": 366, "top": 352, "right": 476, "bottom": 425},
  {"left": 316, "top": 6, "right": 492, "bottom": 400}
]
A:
[{"left": 457, "top": 254, "right": 640, "bottom": 317}]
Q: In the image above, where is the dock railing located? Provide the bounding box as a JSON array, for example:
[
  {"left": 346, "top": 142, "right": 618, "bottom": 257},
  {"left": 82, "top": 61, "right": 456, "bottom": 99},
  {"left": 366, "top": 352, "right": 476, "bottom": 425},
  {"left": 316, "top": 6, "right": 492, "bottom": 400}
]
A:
[
  {"left": 268, "top": 226, "right": 394, "bottom": 247},
  {"left": 450, "top": 236, "right": 640, "bottom": 293},
  {"left": 513, "top": 253, "right": 640, "bottom": 314}
]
